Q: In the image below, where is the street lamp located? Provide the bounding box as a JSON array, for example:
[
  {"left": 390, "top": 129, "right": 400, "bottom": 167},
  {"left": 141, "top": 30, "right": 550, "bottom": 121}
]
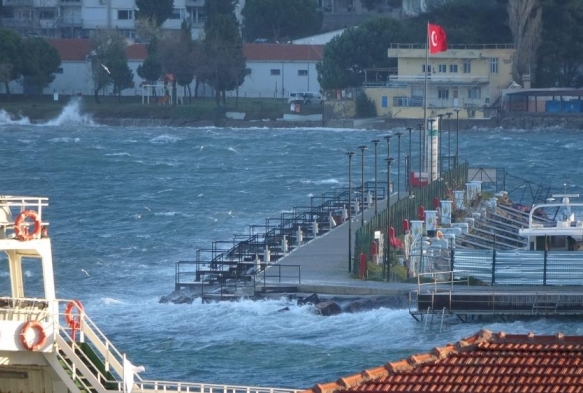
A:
[
  {"left": 358, "top": 145, "right": 367, "bottom": 226},
  {"left": 395, "top": 132, "right": 403, "bottom": 199},
  {"left": 385, "top": 157, "right": 395, "bottom": 281},
  {"left": 383, "top": 134, "right": 392, "bottom": 201},
  {"left": 406, "top": 127, "right": 413, "bottom": 196},
  {"left": 436, "top": 114, "right": 444, "bottom": 177},
  {"left": 347, "top": 151, "right": 355, "bottom": 272},
  {"left": 445, "top": 112, "right": 452, "bottom": 170},
  {"left": 454, "top": 108, "right": 461, "bottom": 167},
  {"left": 417, "top": 123, "right": 423, "bottom": 188},
  {"left": 371, "top": 139, "right": 381, "bottom": 215},
  {"left": 427, "top": 118, "right": 436, "bottom": 182}
]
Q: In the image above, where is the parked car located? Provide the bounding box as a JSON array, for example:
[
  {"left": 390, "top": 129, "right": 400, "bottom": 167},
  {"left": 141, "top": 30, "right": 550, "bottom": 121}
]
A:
[{"left": 288, "top": 91, "right": 324, "bottom": 105}]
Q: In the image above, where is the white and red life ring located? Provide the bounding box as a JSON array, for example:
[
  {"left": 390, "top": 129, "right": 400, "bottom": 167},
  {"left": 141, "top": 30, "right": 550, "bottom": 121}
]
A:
[
  {"left": 14, "top": 210, "right": 42, "bottom": 241},
  {"left": 20, "top": 320, "right": 47, "bottom": 351}
]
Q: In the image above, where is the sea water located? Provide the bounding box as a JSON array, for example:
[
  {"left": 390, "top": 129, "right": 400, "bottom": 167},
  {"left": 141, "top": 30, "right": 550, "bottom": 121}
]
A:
[{"left": 1, "top": 101, "right": 583, "bottom": 388}]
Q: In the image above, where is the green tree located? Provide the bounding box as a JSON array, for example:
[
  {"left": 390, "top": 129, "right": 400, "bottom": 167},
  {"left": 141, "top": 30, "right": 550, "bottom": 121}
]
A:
[
  {"left": 90, "top": 30, "right": 133, "bottom": 103},
  {"left": 0, "top": 28, "right": 23, "bottom": 95},
  {"left": 317, "top": 17, "right": 405, "bottom": 89},
  {"left": 137, "top": 38, "right": 162, "bottom": 87},
  {"left": 241, "top": 0, "right": 322, "bottom": 42},
  {"left": 199, "top": 3, "right": 246, "bottom": 107},
  {"left": 136, "top": 0, "right": 174, "bottom": 27},
  {"left": 535, "top": 0, "right": 583, "bottom": 87},
  {"left": 21, "top": 37, "right": 61, "bottom": 94}
]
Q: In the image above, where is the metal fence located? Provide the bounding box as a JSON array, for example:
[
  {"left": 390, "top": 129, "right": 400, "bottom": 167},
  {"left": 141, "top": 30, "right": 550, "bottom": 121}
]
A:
[
  {"left": 353, "top": 163, "right": 468, "bottom": 272},
  {"left": 454, "top": 249, "right": 583, "bottom": 286}
]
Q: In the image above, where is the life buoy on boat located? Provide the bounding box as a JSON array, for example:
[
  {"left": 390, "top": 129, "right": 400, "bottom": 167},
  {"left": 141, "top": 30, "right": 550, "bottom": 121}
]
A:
[
  {"left": 65, "top": 300, "right": 84, "bottom": 329},
  {"left": 20, "top": 320, "right": 47, "bottom": 351},
  {"left": 14, "top": 210, "right": 42, "bottom": 241}
]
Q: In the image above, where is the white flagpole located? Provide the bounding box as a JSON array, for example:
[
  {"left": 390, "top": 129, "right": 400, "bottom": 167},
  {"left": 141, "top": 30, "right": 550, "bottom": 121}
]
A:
[{"left": 424, "top": 23, "right": 429, "bottom": 182}]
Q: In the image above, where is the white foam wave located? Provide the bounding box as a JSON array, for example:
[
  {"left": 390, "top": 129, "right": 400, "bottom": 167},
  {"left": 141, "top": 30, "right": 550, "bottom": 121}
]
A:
[
  {"left": 49, "top": 137, "right": 80, "bottom": 143},
  {"left": 44, "top": 99, "right": 95, "bottom": 126},
  {"left": 105, "top": 152, "right": 132, "bottom": 157},
  {"left": 0, "top": 109, "right": 31, "bottom": 125},
  {"left": 301, "top": 178, "right": 340, "bottom": 185},
  {"left": 150, "top": 135, "right": 181, "bottom": 144},
  {"left": 101, "top": 297, "right": 124, "bottom": 305}
]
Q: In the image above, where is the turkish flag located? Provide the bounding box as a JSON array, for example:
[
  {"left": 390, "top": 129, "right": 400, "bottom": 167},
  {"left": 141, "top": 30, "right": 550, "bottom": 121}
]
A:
[{"left": 428, "top": 23, "right": 447, "bottom": 54}]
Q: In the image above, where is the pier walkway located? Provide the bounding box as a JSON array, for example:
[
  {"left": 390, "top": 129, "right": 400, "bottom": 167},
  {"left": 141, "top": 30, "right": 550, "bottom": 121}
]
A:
[{"left": 262, "top": 194, "right": 412, "bottom": 296}]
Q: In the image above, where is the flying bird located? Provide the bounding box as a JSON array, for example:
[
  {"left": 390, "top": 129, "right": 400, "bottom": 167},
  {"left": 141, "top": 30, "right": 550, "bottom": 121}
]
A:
[
  {"left": 81, "top": 269, "right": 89, "bottom": 276},
  {"left": 101, "top": 64, "right": 111, "bottom": 74}
]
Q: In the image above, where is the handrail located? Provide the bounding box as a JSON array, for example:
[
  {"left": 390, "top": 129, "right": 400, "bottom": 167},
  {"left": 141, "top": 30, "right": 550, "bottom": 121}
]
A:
[{"left": 416, "top": 270, "right": 469, "bottom": 293}]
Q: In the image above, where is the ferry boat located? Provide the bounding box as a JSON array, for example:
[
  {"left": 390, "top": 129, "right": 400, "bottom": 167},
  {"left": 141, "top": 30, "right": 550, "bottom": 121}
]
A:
[
  {"left": 518, "top": 194, "right": 583, "bottom": 251},
  {"left": 0, "top": 196, "right": 298, "bottom": 393}
]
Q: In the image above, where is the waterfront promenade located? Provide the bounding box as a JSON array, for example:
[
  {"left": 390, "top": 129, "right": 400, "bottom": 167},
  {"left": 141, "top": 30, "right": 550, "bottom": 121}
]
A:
[{"left": 267, "top": 194, "right": 415, "bottom": 297}]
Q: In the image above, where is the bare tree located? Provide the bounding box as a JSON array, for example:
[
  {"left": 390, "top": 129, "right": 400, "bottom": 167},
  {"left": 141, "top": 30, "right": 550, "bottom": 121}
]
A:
[{"left": 507, "top": 0, "right": 542, "bottom": 85}]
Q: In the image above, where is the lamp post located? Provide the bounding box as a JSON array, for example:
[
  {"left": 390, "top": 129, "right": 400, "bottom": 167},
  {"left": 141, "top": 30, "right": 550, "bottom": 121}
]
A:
[
  {"left": 406, "top": 127, "right": 413, "bottom": 196},
  {"left": 371, "top": 139, "right": 380, "bottom": 215},
  {"left": 385, "top": 157, "right": 395, "bottom": 281},
  {"left": 358, "top": 145, "right": 367, "bottom": 226},
  {"left": 383, "top": 134, "right": 393, "bottom": 198},
  {"left": 347, "top": 151, "right": 355, "bottom": 272},
  {"left": 445, "top": 112, "right": 452, "bottom": 171},
  {"left": 436, "top": 114, "right": 444, "bottom": 177},
  {"left": 427, "top": 118, "right": 436, "bottom": 182},
  {"left": 417, "top": 123, "right": 423, "bottom": 188},
  {"left": 454, "top": 108, "right": 461, "bottom": 167},
  {"left": 395, "top": 132, "right": 403, "bottom": 199}
]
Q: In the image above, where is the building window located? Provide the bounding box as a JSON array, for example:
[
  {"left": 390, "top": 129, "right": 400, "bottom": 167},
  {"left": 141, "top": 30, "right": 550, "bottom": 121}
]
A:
[
  {"left": 463, "top": 59, "right": 471, "bottom": 73},
  {"left": 438, "top": 88, "right": 449, "bottom": 99},
  {"left": 438, "top": 64, "right": 447, "bottom": 73},
  {"left": 450, "top": 64, "right": 458, "bottom": 73},
  {"left": 270, "top": 69, "right": 281, "bottom": 76},
  {"left": 298, "top": 70, "right": 308, "bottom": 76},
  {"left": 490, "top": 58, "right": 499, "bottom": 74},
  {"left": 469, "top": 87, "right": 482, "bottom": 99},
  {"left": 118, "top": 10, "right": 133, "bottom": 20},
  {"left": 169, "top": 9, "right": 182, "bottom": 20},
  {"left": 422, "top": 65, "right": 432, "bottom": 73},
  {"left": 39, "top": 10, "right": 55, "bottom": 19}
]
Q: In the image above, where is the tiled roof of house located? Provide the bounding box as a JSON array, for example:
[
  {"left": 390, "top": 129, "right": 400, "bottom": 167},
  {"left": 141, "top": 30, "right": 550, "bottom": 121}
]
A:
[
  {"left": 301, "top": 329, "right": 583, "bottom": 393},
  {"left": 47, "top": 39, "right": 323, "bottom": 63}
]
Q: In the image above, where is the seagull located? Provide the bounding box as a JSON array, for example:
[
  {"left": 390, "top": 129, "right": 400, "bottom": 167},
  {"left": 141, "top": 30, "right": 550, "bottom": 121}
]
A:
[
  {"left": 144, "top": 207, "right": 151, "bottom": 212},
  {"left": 81, "top": 269, "right": 89, "bottom": 276},
  {"left": 101, "top": 63, "right": 111, "bottom": 74}
]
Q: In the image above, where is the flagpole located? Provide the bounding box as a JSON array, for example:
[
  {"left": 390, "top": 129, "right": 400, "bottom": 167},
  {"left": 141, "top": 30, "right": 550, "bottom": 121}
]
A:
[{"left": 424, "top": 22, "right": 429, "bottom": 183}]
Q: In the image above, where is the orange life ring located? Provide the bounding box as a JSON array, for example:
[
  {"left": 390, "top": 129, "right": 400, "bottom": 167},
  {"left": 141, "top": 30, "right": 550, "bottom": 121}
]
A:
[
  {"left": 20, "top": 320, "right": 47, "bottom": 351},
  {"left": 14, "top": 210, "right": 42, "bottom": 241},
  {"left": 65, "top": 300, "right": 84, "bottom": 328}
]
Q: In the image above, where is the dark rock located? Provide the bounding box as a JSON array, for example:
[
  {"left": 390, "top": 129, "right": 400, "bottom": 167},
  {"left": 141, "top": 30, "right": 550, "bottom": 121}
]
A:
[
  {"left": 298, "top": 293, "right": 321, "bottom": 306},
  {"left": 278, "top": 306, "right": 290, "bottom": 312},
  {"left": 315, "top": 300, "right": 342, "bottom": 316},
  {"left": 171, "top": 295, "right": 194, "bottom": 304}
]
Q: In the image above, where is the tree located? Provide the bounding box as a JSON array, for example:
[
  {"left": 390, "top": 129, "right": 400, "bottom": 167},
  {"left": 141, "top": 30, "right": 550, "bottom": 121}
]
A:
[
  {"left": 137, "top": 38, "right": 162, "bottom": 88},
  {"left": 0, "top": 28, "right": 23, "bottom": 95},
  {"left": 21, "top": 37, "right": 61, "bottom": 94},
  {"left": 317, "top": 17, "right": 406, "bottom": 90},
  {"left": 199, "top": 2, "right": 246, "bottom": 107},
  {"left": 241, "top": 0, "right": 322, "bottom": 43},
  {"left": 90, "top": 30, "right": 134, "bottom": 103},
  {"left": 136, "top": 0, "right": 174, "bottom": 27},
  {"left": 535, "top": 0, "right": 583, "bottom": 87},
  {"left": 507, "top": 0, "right": 542, "bottom": 85}
]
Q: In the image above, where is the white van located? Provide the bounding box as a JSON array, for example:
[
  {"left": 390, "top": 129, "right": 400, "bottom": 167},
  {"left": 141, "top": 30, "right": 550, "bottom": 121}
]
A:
[{"left": 288, "top": 91, "right": 324, "bottom": 105}]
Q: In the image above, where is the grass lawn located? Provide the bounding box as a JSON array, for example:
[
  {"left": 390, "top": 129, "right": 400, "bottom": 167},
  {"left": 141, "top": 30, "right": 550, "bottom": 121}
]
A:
[{"left": 0, "top": 94, "right": 323, "bottom": 122}]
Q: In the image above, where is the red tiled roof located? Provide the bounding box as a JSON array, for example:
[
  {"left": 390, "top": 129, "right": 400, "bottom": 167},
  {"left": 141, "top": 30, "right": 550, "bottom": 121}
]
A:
[
  {"left": 243, "top": 43, "right": 323, "bottom": 62},
  {"left": 301, "top": 329, "right": 583, "bottom": 393},
  {"left": 46, "top": 39, "right": 322, "bottom": 63}
]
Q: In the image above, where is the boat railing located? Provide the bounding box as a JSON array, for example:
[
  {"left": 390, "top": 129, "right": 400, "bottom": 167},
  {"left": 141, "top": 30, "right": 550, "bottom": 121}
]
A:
[
  {"left": 416, "top": 270, "right": 470, "bottom": 294},
  {"left": 132, "top": 380, "right": 300, "bottom": 393}
]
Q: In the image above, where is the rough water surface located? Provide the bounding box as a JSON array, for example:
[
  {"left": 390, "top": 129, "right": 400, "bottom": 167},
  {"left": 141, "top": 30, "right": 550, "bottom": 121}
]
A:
[{"left": 1, "top": 103, "right": 583, "bottom": 388}]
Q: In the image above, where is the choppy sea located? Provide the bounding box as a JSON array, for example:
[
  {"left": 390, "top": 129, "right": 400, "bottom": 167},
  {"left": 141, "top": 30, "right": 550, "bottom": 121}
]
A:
[{"left": 1, "top": 99, "right": 583, "bottom": 389}]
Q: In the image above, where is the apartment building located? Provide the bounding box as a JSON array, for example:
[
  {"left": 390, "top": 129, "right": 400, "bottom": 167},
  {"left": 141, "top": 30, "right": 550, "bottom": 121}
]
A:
[
  {"left": 1, "top": 0, "right": 206, "bottom": 39},
  {"left": 364, "top": 43, "right": 515, "bottom": 119},
  {"left": 1, "top": 0, "right": 404, "bottom": 40}
]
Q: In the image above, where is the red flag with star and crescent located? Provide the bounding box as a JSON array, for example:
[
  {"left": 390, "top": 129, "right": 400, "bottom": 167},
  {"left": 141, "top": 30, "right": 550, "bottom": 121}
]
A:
[{"left": 428, "top": 23, "right": 447, "bottom": 54}]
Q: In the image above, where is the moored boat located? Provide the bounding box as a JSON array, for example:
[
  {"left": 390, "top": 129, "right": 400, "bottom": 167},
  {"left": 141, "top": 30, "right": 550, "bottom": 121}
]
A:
[{"left": 0, "top": 196, "right": 299, "bottom": 393}]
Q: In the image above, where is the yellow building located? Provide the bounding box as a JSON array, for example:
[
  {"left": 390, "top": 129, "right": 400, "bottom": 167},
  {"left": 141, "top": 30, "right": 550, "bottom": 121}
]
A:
[{"left": 364, "top": 43, "right": 515, "bottom": 119}]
